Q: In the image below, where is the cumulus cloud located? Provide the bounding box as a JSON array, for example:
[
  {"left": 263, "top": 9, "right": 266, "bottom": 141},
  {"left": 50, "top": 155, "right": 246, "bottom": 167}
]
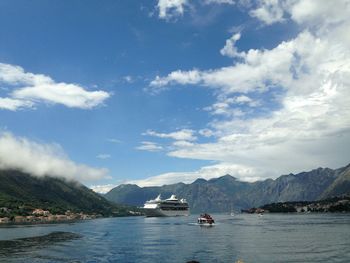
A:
[
  {"left": 150, "top": 69, "right": 201, "bottom": 92},
  {"left": 0, "top": 97, "right": 34, "bottom": 111},
  {"left": 145, "top": 0, "right": 350, "bottom": 184},
  {"left": 136, "top": 141, "right": 163, "bottom": 152},
  {"left": 150, "top": 30, "right": 300, "bottom": 95},
  {"left": 0, "top": 132, "right": 109, "bottom": 182},
  {"left": 203, "top": 95, "right": 258, "bottom": 116},
  {"left": 290, "top": 0, "right": 350, "bottom": 28},
  {"left": 172, "top": 140, "right": 194, "bottom": 148},
  {"left": 0, "top": 62, "right": 110, "bottom": 110},
  {"left": 249, "top": 0, "right": 286, "bottom": 25},
  {"left": 198, "top": 128, "right": 215, "bottom": 137},
  {"left": 250, "top": 0, "right": 350, "bottom": 29},
  {"left": 220, "top": 32, "right": 245, "bottom": 58},
  {"left": 234, "top": 95, "right": 252, "bottom": 103},
  {"left": 12, "top": 84, "right": 109, "bottom": 109},
  {"left": 156, "top": 0, "right": 236, "bottom": 20},
  {"left": 205, "top": 0, "right": 235, "bottom": 5},
  {"left": 143, "top": 129, "right": 197, "bottom": 141},
  {"left": 158, "top": 29, "right": 350, "bottom": 175},
  {"left": 157, "top": 0, "right": 189, "bottom": 19}
]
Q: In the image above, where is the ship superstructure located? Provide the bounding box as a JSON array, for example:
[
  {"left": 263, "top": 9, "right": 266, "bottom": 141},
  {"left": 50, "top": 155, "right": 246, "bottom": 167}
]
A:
[{"left": 143, "top": 194, "right": 190, "bottom": 217}]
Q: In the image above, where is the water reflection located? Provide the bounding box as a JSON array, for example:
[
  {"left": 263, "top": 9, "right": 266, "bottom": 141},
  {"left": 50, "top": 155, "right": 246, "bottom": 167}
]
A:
[{"left": 0, "top": 231, "right": 81, "bottom": 256}]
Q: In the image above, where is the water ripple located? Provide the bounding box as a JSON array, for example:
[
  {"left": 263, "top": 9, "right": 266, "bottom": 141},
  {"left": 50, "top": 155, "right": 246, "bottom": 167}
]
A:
[{"left": 0, "top": 214, "right": 349, "bottom": 262}]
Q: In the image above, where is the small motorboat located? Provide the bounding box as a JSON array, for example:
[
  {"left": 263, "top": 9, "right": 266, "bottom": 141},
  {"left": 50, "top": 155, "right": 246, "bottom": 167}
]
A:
[{"left": 197, "top": 213, "right": 215, "bottom": 225}]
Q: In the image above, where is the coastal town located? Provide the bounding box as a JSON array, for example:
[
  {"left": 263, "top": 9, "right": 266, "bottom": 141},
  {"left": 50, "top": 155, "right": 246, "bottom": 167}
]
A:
[
  {"left": 242, "top": 195, "right": 350, "bottom": 214},
  {"left": 0, "top": 208, "right": 101, "bottom": 225}
]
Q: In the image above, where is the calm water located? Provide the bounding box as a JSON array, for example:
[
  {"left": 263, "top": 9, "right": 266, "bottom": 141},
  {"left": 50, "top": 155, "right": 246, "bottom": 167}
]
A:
[{"left": 0, "top": 213, "right": 349, "bottom": 263}]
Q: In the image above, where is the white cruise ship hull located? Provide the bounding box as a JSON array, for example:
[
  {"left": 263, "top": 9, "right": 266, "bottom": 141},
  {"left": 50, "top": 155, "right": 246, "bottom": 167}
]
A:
[
  {"left": 143, "top": 194, "right": 190, "bottom": 217},
  {"left": 143, "top": 208, "right": 190, "bottom": 217}
]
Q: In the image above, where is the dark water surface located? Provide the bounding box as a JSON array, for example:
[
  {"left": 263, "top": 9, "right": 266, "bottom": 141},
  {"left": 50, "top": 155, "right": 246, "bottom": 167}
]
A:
[{"left": 0, "top": 213, "right": 349, "bottom": 262}]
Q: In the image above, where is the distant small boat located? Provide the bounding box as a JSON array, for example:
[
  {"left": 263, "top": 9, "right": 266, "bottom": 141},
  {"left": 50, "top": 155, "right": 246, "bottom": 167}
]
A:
[
  {"left": 197, "top": 213, "right": 215, "bottom": 226},
  {"left": 230, "top": 204, "right": 235, "bottom": 216}
]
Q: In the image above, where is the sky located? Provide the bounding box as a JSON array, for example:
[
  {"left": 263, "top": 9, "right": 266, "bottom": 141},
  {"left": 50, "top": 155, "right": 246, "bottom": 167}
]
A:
[{"left": 0, "top": 0, "right": 349, "bottom": 193}]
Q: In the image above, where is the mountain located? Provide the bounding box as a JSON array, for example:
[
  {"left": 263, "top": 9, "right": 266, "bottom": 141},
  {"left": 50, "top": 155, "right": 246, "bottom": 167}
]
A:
[
  {"left": 246, "top": 167, "right": 340, "bottom": 207},
  {"left": 321, "top": 164, "right": 350, "bottom": 198},
  {"left": 0, "top": 169, "right": 129, "bottom": 216},
  {"left": 105, "top": 164, "right": 350, "bottom": 212}
]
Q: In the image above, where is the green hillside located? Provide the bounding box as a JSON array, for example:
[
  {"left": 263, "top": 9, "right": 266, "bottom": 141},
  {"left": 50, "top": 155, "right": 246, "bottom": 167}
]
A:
[{"left": 0, "top": 169, "right": 130, "bottom": 216}]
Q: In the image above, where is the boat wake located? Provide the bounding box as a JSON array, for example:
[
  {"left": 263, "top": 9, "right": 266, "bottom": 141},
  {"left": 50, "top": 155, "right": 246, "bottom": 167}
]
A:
[{"left": 188, "top": 223, "right": 217, "bottom": 226}]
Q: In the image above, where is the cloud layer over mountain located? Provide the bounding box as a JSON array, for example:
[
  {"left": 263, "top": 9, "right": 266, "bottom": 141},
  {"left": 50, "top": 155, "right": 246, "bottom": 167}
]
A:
[{"left": 0, "top": 132, "right": 108, "bottom": 182}]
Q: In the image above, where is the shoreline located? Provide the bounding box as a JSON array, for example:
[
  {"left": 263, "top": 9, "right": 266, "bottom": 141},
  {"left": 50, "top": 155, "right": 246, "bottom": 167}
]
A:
[
  {"left": 0, "top": 217, "right": 96, "bottom": 227},
  {"left": 0, "top": 214, "right": 142, "bottom": 227}
]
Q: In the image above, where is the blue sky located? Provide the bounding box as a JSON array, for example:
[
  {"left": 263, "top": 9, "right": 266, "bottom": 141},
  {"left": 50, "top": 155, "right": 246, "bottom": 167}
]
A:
[{"left": 0, "top": 0, "right": 349, "bottom": 193}]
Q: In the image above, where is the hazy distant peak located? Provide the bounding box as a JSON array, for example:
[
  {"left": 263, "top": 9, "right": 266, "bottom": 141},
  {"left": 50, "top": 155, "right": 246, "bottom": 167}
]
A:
[
  {"left": 192, "top": 178, "right": 207, "bottom": 184},
  {"left": 117, "top": 184, "right": 140, "bottom": 189}
]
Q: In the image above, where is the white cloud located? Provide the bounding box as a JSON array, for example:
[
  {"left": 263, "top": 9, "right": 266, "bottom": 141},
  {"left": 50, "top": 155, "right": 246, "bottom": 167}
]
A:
[
  {"left": 0, "top": 62, "right": 110, "bottom": 110},
  {"left": 290, "top": 0, "right": 350, "bottom": 28},
  {"left": 96, "top": 154, "right": 111, "bottom": 159},
  {"left": 234, "top": 95, "right": 252, "bottom": 103},
  {"left": 203, "top": 95, "right": 258, "bottom": 116},
  {"left": 0, "top": 62, "right": 51, "bottom": 85},
  {"left": 249, "top": 0, "right": 285, "bottom": 25},
  {"left": 146, "top": 1, "right": 350, "bottom": 184},
  {"left": 0, "top": 132, "right": 109, "bottom": 182},
  {"left": 0, "top": 97, "right": 34, "bottom": 111},
  {"left": 12, "top": 83, "right": 109, "bottom": 109},
  {"left": 205, "top": 0, "right": 235, "bottom": 5},
  {"left": 136, "top": 141, "right": 163, "bottom": 152},
  {"left": 157, "top": 0, "right": 189, "bottom": 19},
  {"left": 250, "top": 0, "right": 350, "bottom": 29},
  {"left": 156, "top": 0, "right": 235, "bottom": 20},
  {"left": 220, "top": 32, "right": 245, "bottom": 58},
  {"left": 90, "top": 184, "right": 117, "bottom": 194},
  {"left": 150, "top": 29, "right": 349, "bottom": 98},
  {"left": 204, "top": 101, "right": 232, "bottom": 116},
  {"left": 144, "top": 129, "right": 197, "bottom": 141},
  {"left": 150, "top": 69, "right": 201, "bottom": 91},
  {"left": 150, "top": 31, "right": 297, "bottom": 94},
  {"left": 165, "top": 28, "right": 350, "bottom": 175},
  {"left": 172, "top": 140, "right": 194, "bottom": 147},
  {"left": 199, "top": 128, "right": 215, "bottom": 137}
]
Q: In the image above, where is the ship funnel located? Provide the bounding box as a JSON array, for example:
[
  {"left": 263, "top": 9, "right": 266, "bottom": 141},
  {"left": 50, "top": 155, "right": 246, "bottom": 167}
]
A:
[{"left": 167, "top": 194, "right": 178, "bottom": 201}]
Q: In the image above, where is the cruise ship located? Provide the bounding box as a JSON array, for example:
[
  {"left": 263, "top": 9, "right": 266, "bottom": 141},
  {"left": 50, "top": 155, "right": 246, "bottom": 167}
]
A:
[{"left": 142, "top": 194, "right": 190, "bottom": 217}]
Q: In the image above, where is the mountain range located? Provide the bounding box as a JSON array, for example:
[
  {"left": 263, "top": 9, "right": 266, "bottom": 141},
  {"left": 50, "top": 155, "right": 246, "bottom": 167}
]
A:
[
  {"left": 105, "top": 163, "right": 350, "bottom": 212},
  {"left": 0, "top": 169, "right": 130, "bottom": 216}
]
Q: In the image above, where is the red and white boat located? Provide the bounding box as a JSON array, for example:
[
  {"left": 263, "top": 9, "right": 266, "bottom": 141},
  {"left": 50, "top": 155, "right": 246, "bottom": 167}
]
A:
[{"left": 197, "top": 213, "right": 215, "bottom": 225}]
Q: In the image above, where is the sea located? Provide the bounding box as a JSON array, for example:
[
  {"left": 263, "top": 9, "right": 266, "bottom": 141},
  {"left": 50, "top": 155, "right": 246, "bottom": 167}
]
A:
[{"left": 0, "top": 213, "right": 349, "bottom": 263}]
